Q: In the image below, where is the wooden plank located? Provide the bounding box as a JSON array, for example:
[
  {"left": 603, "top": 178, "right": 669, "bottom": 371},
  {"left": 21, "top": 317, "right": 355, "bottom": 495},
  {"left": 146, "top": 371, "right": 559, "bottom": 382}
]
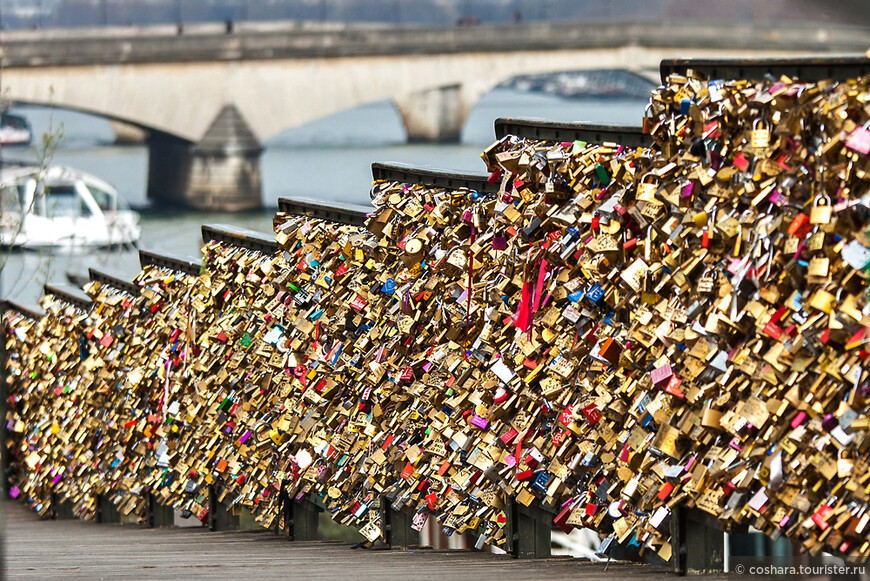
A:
[{"left": 3, "top": 501, "right": 765, "bottom": 580}]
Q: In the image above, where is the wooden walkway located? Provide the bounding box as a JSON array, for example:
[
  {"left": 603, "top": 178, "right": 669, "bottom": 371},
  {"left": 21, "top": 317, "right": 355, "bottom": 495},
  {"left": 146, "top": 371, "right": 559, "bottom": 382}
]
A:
[{"left": 4, "top": 501, "right": 756, "bottom": 580}]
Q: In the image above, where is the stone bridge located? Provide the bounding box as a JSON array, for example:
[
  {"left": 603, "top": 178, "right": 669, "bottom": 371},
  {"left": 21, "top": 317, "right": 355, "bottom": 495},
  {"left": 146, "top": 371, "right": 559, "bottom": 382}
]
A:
[{"left": 1, "top": 19, "right": 867, "bottom": 209}]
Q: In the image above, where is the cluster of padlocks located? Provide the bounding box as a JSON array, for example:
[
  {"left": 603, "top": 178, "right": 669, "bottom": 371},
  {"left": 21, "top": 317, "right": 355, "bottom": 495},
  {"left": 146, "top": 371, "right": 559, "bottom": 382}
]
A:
[{"left": 5, "top": 59, "right": 870, "bottom": 565}]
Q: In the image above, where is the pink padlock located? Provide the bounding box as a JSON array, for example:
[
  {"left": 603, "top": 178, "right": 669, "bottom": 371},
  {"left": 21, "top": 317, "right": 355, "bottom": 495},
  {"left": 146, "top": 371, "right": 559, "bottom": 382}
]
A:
[
  {"left": 846, "top": 125, "right": 870, "bottom": 155},
  {"left": 790, "top": 411, "right": 807, "bottom": 429},
  {"left": 650, "top": 363, "right": 673, "bottom": 387}
]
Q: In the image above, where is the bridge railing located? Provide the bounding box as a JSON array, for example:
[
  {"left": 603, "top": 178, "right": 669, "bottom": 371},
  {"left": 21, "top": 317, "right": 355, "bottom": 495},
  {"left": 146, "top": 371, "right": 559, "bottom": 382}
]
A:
[
  {"left": 277, "top": 198, "right": 370, "bottom": 227},
  {"left": 0, "top": 298, "right": 43, "bottom": 528},
  {"left": 494, "top": 118, "right": 651, "bottom": 147},
  {"left": 6, "top": 56, "right": 870, "bottom": 576},
  {"left": 43, "top": 283, "right": 93, "bottom": 311},
  {"left": 201, "top": 223, "right": 280, "bottom": 254},
  {"left": 139, "top": 248, "right": 202, "bottom": 275},
  {"left": 659, "top": 55, "right": 870, "bottom": 83},
  {"left": 88, "top": 267, "right": 141, "bottom": 297},
  {"left": 4, "top": 21, "right": 869, "bottom": 68},
  {"left": 371, "top": 162, "right": 498, "bottom": 193}
]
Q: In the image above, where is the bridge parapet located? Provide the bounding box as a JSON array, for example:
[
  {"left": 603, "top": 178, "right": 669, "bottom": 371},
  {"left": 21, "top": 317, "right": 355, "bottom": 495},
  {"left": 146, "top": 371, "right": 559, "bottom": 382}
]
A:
[{"left": 2, "top": 20, "right": 869, "bottom": 68}]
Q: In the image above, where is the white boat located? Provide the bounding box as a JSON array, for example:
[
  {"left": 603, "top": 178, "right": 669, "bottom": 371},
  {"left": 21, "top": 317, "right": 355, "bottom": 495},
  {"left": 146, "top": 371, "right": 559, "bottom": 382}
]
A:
[
  {"left": 0, "top": 164, "right": 140, "bottom": 248},
  {"left": 0, "top": 112, "right": 32, "bottom": 146}
]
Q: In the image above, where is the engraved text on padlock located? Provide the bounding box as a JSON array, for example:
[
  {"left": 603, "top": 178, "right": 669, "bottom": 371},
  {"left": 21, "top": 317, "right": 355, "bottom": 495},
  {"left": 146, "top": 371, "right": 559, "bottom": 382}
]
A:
[
  {"left": 750, "top": 119, "right": 770, "bottom": 149},
  {"left": 697, "top": 269, "right": 716, "bottom": 294}
]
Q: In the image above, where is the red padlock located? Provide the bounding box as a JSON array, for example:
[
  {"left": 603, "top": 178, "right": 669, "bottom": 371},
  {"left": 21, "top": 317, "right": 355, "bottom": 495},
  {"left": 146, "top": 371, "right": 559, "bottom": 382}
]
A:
[{"left": 787, "top": 213, "right": 812, "bottom": 238}]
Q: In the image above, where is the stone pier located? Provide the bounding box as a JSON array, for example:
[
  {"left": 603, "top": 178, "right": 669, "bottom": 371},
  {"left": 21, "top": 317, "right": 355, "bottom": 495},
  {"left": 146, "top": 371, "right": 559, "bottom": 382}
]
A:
[
  {"left": 395, "top": 84, "right": 469, "bottom": 143},
  {"left": 147, "top": 105, "right": 263, "bottom": 211}
]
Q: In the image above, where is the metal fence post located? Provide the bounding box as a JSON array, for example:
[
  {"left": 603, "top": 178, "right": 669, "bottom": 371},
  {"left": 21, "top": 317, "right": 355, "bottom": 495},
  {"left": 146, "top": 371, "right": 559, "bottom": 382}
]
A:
[
  {"left": 208, "top": 484, "right": 218, "bottom": 531},
  {"left": 147, "top": 492, "right": 175, "bottom": 528},
  {"left": 506, "top": 497, "right": 552, "bottom": 559},
  {"left": 208, "top": 483, "right": 239, "bottom": 531},
  {"left": 288, "top": 496, "right": 321, "bottom": 541},
  {"left": 95, "top": 493, "right": 121, "bottom": 524},
  {"left": 50, "top": 490, "right": 74, "bottom": 520},
  {"left": 671, "top": 506, "right": 724, "bottom": 574},
  {"left": 381, "top": 494, "right": 419, "bottom": 549}
]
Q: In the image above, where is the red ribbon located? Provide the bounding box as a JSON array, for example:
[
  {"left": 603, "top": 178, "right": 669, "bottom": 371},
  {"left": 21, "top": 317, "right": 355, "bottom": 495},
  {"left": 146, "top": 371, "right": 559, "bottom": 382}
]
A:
[{"left": 465, "top": 227, "right": 477, "bottom": 356}]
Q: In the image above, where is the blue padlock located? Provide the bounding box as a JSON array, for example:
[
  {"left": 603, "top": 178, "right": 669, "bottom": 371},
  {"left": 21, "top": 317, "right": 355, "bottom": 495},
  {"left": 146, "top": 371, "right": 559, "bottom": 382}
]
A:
[
  {"left": 626, "top": 531, "right": 642, "bottom": 552},
  {"left": 531, "top": 471, "right": 552, "bottom": 494},
  {"left": 641, "top": 412, "right": 655, "bottom": 429},
  {"left": 680, "top": 99, "right": 691, "bottom": 115},
  {"left": 585, "top": 284, "right": 605, "bottom": 304}
]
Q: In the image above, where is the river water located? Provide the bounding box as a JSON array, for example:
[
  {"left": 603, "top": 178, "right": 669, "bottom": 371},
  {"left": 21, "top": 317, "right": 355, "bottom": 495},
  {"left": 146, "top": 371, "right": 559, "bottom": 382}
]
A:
[{"left": 0, "top": 89, "right": 646, "bottom": 303}]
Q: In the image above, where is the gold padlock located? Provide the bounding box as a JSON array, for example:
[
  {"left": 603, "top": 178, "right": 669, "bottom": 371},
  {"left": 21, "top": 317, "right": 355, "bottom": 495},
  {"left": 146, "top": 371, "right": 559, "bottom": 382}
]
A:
[
  {"left": 697, "top": 268, "right": 716, "bottom": 294},
  {"left": 636, "top": 174, "right": 660, "bottom": 203},
  {"left": 807, "top": 256, "right": 830, "bottom": 277},
  {"left": 809, "top": 194, "right": 832, "bottom": 225},
  {"left": 750, "top": 119, "right": 770, "bottom": 149}
]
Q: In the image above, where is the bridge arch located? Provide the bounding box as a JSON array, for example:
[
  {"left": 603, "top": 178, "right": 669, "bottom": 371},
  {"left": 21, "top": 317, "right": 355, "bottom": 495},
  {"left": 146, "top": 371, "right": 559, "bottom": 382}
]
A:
[
  {"left": 1, "top": 43, "right": 820, "bottom": 147},
  {"left": 5, "top": 99, "right": 188, "bottom": 145},
  {"left": 246, "top": 47, "right": 660, "bottom": 143},
  {"left": 1, "top": 20, "right": 865, "bottom": 209}
]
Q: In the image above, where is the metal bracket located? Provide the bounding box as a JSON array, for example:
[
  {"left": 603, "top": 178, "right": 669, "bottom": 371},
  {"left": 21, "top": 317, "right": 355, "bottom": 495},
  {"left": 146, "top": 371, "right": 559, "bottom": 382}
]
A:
[
  {"left": 371, "top": 162, "right": 497, "bottom": 193},
  {"left": 670, "top": 506, "right": 725, "bottom": 575},
  {"left": 88, "top": 267, "right": 140, "bottom": 296},
  {"left": 138, "top": 249, "right": 202, "bottom": 276},
  {"left": 95, "top": 493, "right": 121, "bottom": 524},
  {"left": 147, "top": 492, "right": 175, "bottom": 528},
  {"left": 275, "top": 482, "right": 321, "bottom": 540},
  {"left": 660, "top": 56, "right": 870, "bottom": 83},
  {"left": 505, "top": 498, "right": 553, "bottom": 559},
  {"left": 201, "top": 223, "right": 279, "bottom": 254},
  {"left": 289, "top": 497, "right": 322, "bottom": 541},
  {"left": 50, "top": 491, "right": 75, "bottom": 520},
  {"left": 275, "top": 481, "right": 291, "bottom": 537},
  {"left": 0, "top": 299, "right": 44, "bottom": 320},
  {"left": 207, "top": 483, "right": 239, "bottom": 531},
  {"left": 494, "top": 118, "right": 650, "bottom": 147},
  {"left": 277, "top": 197, "right": 369, "bottom": 227},
  {"left": 43, "top": 283, "right": 93, "bottom": 311},
  {"left": 380, "top": 495, "right": 420, "bottom": 549}
]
